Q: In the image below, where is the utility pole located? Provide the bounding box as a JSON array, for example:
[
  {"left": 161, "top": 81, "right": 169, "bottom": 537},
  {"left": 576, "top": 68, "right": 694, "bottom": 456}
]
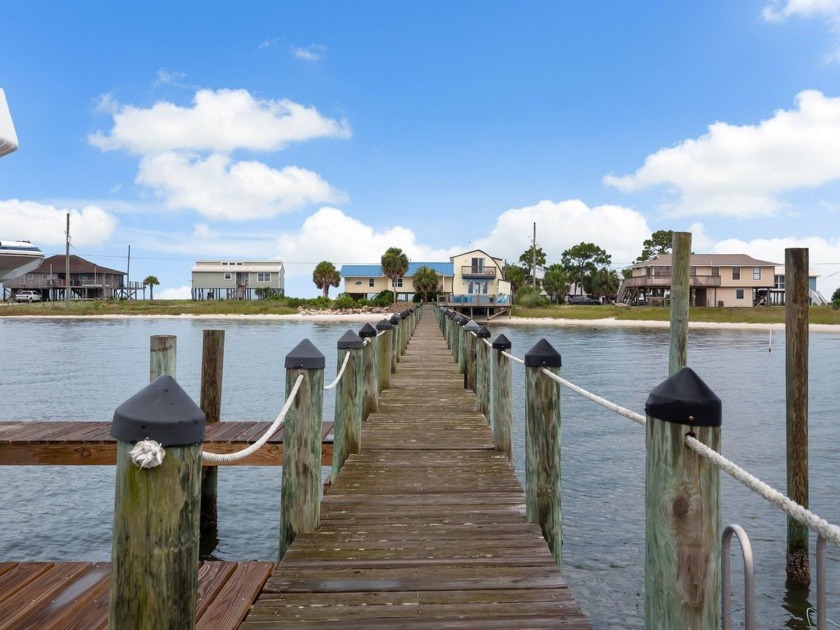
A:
[
  {"left": 531, "top": 222, "right": 537, "bottom": 290},
  {"left": 127, "top": 245, "right": 131, "bottom": 299},
  {"left": 65, "top": 213, "right": 70, "bottom": 309}
]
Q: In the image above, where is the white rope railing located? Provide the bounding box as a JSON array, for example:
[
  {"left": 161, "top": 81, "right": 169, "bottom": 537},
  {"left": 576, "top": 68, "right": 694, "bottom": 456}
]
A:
[
  {"left": 501, "top": 350, "right": 525, "bottom": 365},
  {"left": 541, "top": 367, "right": 647, "bottom": 426},
  {"left": 324, "top": 352, "right": 351, "bottom": 391},
  {"left": 685, "top": 435, "right": 840, "bottom": 548},
  {"left": 200, "top": 373, "right": 305, "bottom": 464}
]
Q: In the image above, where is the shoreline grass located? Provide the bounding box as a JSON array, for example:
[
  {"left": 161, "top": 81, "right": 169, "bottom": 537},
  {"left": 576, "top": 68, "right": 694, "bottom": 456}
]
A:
[
  {"left": 511, "top": 304, "right": 840, "bottom": 325},
  {"left": 3, "top": 299, "right": 840, "bottom": 325}
]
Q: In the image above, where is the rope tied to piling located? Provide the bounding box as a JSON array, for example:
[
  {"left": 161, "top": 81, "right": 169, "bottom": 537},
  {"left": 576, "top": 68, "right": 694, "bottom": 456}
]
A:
[
  {"left": 324, "top": 352, "right": 351, "bottom": 391},
  {"left": 129, "top": 439, "right": 165, "bottom": 468},
  {"left": 685, "top": 435, "right": 840, "bottom": 548},
  {"left": 201, "top": 373, "right": 305, "bottom": 464}
]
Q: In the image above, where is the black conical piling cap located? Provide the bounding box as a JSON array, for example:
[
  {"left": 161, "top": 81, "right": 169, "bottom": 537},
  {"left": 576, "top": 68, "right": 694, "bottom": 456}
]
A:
[
  {"left": 111, "top": 375, "right": 206, "bottom": 446},
  {"left": 389, "top": 314, "right": 401, "bottom": 324},
  {"left": 492, "top": 333, "right": 512, "bottom": 350},
  {"left": 400, "top": 311, "right": 409, "bottom": 319},
  {"left": 477, "top": 326, "right": 491, "bottom": 339},
  {"left": 358, "top": 323, "right": 377, "bottom": 338},
  {"left": 524, "top": 338, "right": 561, "bottom": 368},
  {"left": 285, "top": 338, "right": 325, "bottom": 369},
  {"left": 337, "top": 330, "right": 364, "bottom": 349},
  {"left": 645, "top": 367, "right": 721, "bottom": 427},
  {"left": 457, "top": 315, "right": 469, "bottom": 326},
  {"left": 376, "top": 318, "right": 393, "bottom": 331},
  {"left": 464, "top": 320, "right": 480, "bottom": 332}
]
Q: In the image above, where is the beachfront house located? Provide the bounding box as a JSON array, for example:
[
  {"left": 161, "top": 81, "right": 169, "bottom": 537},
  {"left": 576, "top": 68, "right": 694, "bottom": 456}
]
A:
[
  {"left": 447, "top": 249, "right": 511, "bottom": 305},
  {"left": 341, "top": 248, "right": 512, "bottom": 317},
  {"left": 340, "top": 262, "right": 454, "bottom": 302},
  {"left": 6, "top": 254, "right": 133, "bottom": 301},
  {"left": 619, "top": 254, "right": 780, "bottom": 307},
  {"left": 769, "top": 265, "right": 827, "bottom": 305},
  {"left": 191, "top": 260, "right": 285, "bottom": 300}
]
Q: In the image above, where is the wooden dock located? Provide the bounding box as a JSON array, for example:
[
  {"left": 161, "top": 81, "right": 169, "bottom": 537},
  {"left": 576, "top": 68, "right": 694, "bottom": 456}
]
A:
[
  {"left": 0, "top": 561, "right": 274, "bottom": 629},
  {"left": 241, "top": 313, "right": 590, "bottom": 628},
  {"left": 1, "top": 310, "right": 589, "bottom": 628},
  {"left": 0, "top": 421, "right": 334, "bottom": 466}
]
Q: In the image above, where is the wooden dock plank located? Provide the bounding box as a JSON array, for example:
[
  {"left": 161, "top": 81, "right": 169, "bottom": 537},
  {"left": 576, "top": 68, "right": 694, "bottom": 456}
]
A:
[
  {"left": 243, "top": 310, "right": 590, "bottom": 628},
  {"left": 0, "top": 561, "right": 274, "bottom": 630},
  {"left": 0, "top": 421, "right": 334, "bottom": 466},
  {"left": 195, "top": 561, "right": 274, "bottom": 630}
]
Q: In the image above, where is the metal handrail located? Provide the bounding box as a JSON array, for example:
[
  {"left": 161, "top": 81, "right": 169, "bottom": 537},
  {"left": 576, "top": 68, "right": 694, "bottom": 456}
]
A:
[{"left": 722, "top": 524, "right": 755, "bottom": 630}]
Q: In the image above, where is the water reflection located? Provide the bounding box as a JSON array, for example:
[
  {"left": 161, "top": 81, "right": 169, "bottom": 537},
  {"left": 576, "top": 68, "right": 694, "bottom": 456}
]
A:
[{"left": 0, "top": 317, "right": 838, "bottom": 629}]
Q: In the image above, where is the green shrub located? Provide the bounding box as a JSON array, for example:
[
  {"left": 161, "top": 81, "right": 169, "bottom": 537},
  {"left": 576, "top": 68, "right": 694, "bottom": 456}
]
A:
[
  {"left": 372, "top": 290, "right": 393, "bottom": 306},
  {"left": 333, "top": 295, "right": 355, "bottom": 310},
  {"left": 514, "top": 286, "right": 549, "bottom": 307},
  {"left": 832, "top": 287, "right": 840, "bottom": 309}
]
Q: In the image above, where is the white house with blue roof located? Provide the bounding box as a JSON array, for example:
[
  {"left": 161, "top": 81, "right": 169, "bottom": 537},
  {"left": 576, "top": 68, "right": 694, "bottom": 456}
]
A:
[
  {"left": 340, "top": 261, "right": 454, "bottom": 301},
  {"left": 340, "top": 249, "right": 512, "bottom": 312}
]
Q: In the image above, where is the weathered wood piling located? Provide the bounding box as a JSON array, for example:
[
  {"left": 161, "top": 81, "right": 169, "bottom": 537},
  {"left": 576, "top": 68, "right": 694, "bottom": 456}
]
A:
[
  {"left": 645, "top": 368, "right": 721, "bottom": 629},
  {"left": 785, "top": 247, "right": 810, "bottom": 585},
  {"left": 279, "top": 339, "right": 324, "bottom": 561},
  {"left": 109, "top": 376, "right": 205, "bottom": 629},
  {"left": 200, "top": 329, "right": 224, "bottom": 531},
  {"left": 524, "top": 339, "right": 563, "bottom": 568}
]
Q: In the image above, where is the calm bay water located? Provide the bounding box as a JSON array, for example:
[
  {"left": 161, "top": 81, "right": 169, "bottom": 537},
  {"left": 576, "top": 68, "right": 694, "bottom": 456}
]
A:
[{"left": 0, "top": 315, "right": 837, "bottom": 629}]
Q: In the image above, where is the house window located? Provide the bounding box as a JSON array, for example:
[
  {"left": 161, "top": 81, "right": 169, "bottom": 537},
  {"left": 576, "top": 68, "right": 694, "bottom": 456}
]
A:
[
  {"left": 257, "top": 272, "right": 271, "bottom": 282},
  {"left": 736, "top": 289, "right": 744, "bottom": 300},
  {"left": 711, "top": 267, "right": 719, "bottom": 277},
  {"left": 732, "top": 267, "right": 740, "bottom": 280},
  {"left": 368, "top": 278, "right": 375, "bottom": 287},
  {"left": 775, "top": 275, "right": 785, "bottom": 290},
  {"left": 224, "top": 272, "right": 231, "bottom": 280},
  {"left": 753, "top": 267, "right": 761, "bottom": 280},
  {"left": 395, "top": 278, "right": 403, "bottom": 288},
  {"left": 471, "top": 257, "right": 485, "bottom": 272},
  {"left": 690, "top": 266, "right": 697, "bottom": 277}
]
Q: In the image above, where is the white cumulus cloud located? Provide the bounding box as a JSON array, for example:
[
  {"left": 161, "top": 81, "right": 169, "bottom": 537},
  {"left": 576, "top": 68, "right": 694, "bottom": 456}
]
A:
[
  {"left": 763, "top": 0, "right": 840, "bottom": 21},
  {"left": 156, "top": 284, "right": 192, "bottom": 300},
  {"left": 89, "top": 88, "right": 350, "bottom": 155},
  {"left": 711, "top": 234, "right": 840, "bottom": 299},
  {"left": 137, "top": 152, "right": 346, "bottom": 220},
  {"left": 604, "top": 90, "right": 840, "bottom": 218},
  {"left": 276, "top": 207, "right": 457, "bottom": 279},
  {"left": 471, "top": 199, "right": 652, "bottom": 269},
  {"left": 0, "top": 200, "right": 117, "bottom": 246}
]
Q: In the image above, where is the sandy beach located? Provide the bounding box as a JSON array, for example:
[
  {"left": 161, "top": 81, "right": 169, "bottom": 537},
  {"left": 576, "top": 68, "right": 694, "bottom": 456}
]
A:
[{"left": 8, "top": 310, "right": 840, "bottom": 332}]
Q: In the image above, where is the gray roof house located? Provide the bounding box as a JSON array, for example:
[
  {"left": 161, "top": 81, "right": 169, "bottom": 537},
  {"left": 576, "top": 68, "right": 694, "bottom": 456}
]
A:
[{"left": 191, "top": 260, "right": 284, "bottom": 300}]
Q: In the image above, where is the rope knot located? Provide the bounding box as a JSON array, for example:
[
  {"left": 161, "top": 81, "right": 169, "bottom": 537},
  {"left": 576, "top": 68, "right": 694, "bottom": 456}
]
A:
[{"left": 129, "top": 438, "right": 166, "bottom": 468}]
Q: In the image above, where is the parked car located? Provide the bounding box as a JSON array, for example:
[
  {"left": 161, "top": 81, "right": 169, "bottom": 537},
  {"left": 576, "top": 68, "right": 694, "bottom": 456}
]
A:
[
  {"left": 568, "top": 295, "right": 600, "bottom": 305},
  {"left": 14, "top": 290, "right": 41, "bottom": 303}
]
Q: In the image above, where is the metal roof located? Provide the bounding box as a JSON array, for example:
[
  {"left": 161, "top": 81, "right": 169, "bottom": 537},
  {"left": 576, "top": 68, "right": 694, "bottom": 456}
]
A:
[
  {"left": 633, "top": 254, "right": 780, "bottom": 268},
  {"left": 39, "top": 254, "right": 124, "bottom": 275},
  {"left": 341, "top": 262, "right": 454, "bottom": 277},
  {"left": 191, "top": 260, "right": 284, "bottom": 272}
]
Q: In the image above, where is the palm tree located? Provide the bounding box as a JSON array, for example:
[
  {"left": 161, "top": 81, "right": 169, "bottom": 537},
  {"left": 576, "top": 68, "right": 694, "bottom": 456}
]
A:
[
  {"left": 412, "top": 265, "right": 439, "bottom": 303},
  {"left": 143, "top": 275, "right": 159, "bottom": 301},
  {"left": 380, "top": 247, "right": 409, "bottom": 303},
  {"left": 312, "top": 261, "right": 341, "bottom": 298}
]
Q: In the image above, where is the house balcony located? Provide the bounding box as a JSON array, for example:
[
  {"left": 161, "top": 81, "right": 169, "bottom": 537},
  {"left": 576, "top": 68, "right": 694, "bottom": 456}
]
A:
[
  {"left": 622, "top": 274, "right": 722, "bottom": 288},
  {"left": 460, "top": 266, "right": 496, "bottom": 280}
]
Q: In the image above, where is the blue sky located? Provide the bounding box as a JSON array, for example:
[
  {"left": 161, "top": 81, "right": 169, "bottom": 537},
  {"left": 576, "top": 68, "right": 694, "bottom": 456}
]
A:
[{"left": 2, "top": 0, "right": 840, "bottom": 299}]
